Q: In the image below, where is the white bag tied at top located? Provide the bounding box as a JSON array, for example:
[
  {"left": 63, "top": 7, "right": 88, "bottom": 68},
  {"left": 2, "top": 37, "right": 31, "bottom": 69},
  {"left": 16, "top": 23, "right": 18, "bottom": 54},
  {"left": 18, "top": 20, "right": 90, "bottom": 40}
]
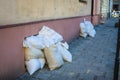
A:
[
  {"left": 79, "top": 18, "right": 96, "bottom": 38},
  {"left": 84, "top": 19, "right": 96, "bottom": 37},
  {"left": 79, "top": 23, "right": 87, "bottom": 38}
]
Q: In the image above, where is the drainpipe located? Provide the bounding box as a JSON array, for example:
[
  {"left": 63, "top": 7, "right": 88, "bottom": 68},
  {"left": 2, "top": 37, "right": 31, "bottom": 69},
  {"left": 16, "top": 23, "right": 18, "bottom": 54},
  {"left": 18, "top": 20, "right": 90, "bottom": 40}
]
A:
[{"left": 91, "top": 0, "right": 94, "bottom": 23}]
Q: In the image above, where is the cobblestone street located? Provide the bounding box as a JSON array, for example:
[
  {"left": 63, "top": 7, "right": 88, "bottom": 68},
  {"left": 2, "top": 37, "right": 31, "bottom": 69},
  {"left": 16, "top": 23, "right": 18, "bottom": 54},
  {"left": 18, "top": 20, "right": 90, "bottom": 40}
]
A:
[{"left": 17, "top": 18, "right": 119, "bottom": 80}]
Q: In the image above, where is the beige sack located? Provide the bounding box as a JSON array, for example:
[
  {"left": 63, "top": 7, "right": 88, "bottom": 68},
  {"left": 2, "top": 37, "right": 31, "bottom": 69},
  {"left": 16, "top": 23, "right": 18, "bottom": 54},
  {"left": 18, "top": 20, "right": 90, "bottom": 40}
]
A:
[
  {"left": 24, "top": 47, "right": 44, "bottom": 61},
  {"left": 43, "top": 44, "right": 64, "bottom": 70}
]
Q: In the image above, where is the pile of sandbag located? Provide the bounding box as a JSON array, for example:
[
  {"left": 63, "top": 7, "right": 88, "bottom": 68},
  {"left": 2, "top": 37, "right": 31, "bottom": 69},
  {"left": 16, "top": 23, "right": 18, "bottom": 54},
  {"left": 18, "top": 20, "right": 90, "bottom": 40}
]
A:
[
  {"left": 23, "top": 26, "right": 72, "bottom": 75},
  {"left": 80, "top": 18, "right": 96, "bottom": 38}
]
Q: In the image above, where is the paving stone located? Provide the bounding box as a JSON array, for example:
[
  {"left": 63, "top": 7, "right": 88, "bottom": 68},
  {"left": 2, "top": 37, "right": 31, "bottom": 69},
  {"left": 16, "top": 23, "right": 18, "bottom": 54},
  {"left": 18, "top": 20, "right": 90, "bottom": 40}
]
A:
[
  {"left": 33, "top": 73, "right": 51, "bottom": 80},
  {"left": 93, "top": 75, "right": 107, "bottom": 80}
]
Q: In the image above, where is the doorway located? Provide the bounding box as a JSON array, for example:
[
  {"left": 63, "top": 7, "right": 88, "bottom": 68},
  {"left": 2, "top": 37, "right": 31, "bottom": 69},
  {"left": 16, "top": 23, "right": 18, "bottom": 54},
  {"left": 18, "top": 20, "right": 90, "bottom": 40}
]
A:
[{"left": 113, "top": 4, "right": 119, "bottom": 11}]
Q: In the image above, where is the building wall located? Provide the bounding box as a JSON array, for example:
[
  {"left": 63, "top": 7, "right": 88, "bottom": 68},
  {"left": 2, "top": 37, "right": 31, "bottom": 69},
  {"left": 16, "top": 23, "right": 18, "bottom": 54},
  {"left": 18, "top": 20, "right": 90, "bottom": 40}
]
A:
[
  {"left": 0, "top": 0, "right": 91, "bottom": 26},
  {"left": 93, "top": 0, "right": 101, "bottom": 15},
  {"left": 92, "top": 0, "right": 101, "bottom": 25},
  {"left": 100, "top": 0, "right": 109, "bottom": 18}
]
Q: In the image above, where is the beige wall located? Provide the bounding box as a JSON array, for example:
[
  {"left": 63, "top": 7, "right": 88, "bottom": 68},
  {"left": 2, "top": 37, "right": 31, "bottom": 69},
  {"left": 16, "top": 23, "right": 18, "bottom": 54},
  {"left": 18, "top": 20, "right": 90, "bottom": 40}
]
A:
[{"left": 0, "top": 0, "right": 91, "bottom": 25}]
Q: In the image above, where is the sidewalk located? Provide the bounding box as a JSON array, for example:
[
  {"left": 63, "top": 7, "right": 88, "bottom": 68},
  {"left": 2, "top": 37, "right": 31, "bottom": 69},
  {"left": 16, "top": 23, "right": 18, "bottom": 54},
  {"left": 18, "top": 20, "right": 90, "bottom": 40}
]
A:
[{"left": 17, "top": 18, "right": 119, "bottom": 80}]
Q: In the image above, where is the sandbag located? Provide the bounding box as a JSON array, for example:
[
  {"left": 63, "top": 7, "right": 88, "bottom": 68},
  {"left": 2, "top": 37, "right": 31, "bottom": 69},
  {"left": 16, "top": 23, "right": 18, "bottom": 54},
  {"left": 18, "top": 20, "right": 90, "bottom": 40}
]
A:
[
  {"left": 24, "top": 46, "right": 44, "bottom": 61},
  {"left": 23, "top": 35, "right": 45, "bottom": 49},
  {"left": 37, "top": 35, "right": 54, "bottom": 48},
  {"left": 56, "top": 42, "right": 72, "bottom": 62},
  {"left": 39, "top": 26, "right": 63, "bottom": 45},
  {"left": 43, "top": 44, "right": 64, "bottom": 70},
  {"left": 39, "top": 58, "right": 46, "bottom": 69},
  {"left": 25, "top": 59, "right": 41, "bottom": 75},
  {"left": 23, "top": 26, "right": 63, "bottom": 50}
]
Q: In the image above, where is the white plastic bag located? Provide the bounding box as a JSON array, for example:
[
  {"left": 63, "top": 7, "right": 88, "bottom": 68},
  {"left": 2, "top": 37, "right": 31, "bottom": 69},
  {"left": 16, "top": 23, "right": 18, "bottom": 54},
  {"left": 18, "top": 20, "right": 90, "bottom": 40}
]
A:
[
  {"left": 83, "top": 19, "right": 96, "bottom": 37},
  {"left": 79, "top": 23, "right": 87, "bottom": 38},
  {"left": 43, "top": 44, "right": 64, "bottom": 70},
  {"left": 84, "top": 21, "right": 94, "bottom": 30},
  {"left": 84, "top": 21, "right": 93, "bottom": 34},
  {"left": 24, "top": 46, "right": 44, "bottom": 61},
  {"left": 25, "top": 59, "right": 41, "bottom": 75},
  {"left": 88, "top": 29, "right": 96, "bottom": 37}
]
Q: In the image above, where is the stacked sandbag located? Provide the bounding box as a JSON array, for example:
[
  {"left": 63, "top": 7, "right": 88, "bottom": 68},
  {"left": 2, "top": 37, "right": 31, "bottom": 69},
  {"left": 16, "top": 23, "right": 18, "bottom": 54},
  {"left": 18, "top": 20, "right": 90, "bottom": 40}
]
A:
[
  {"left": 23, "top": 36, "right": 46, "bottom": 75},
  {"left": 24, "top": 46, "right": 44, "bottom": 61},
  {"left": 39, "top": 26, "right": 72, "bottom": 70},
  {"left": 25, "top": 59, "right": 45, "bottom": 75},
  {"left": 23, "top": 26, "right": 72, "bottom": 75},
  {"left": 79, "top": 18, "right": 96, "bottom": 38}
]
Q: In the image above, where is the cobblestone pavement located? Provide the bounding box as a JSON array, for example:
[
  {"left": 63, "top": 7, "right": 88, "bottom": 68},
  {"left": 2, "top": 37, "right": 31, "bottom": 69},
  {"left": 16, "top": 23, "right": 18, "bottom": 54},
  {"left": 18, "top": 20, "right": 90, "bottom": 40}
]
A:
[{"left": 17, "top": 18, "right": 119, "bottom": 80}]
